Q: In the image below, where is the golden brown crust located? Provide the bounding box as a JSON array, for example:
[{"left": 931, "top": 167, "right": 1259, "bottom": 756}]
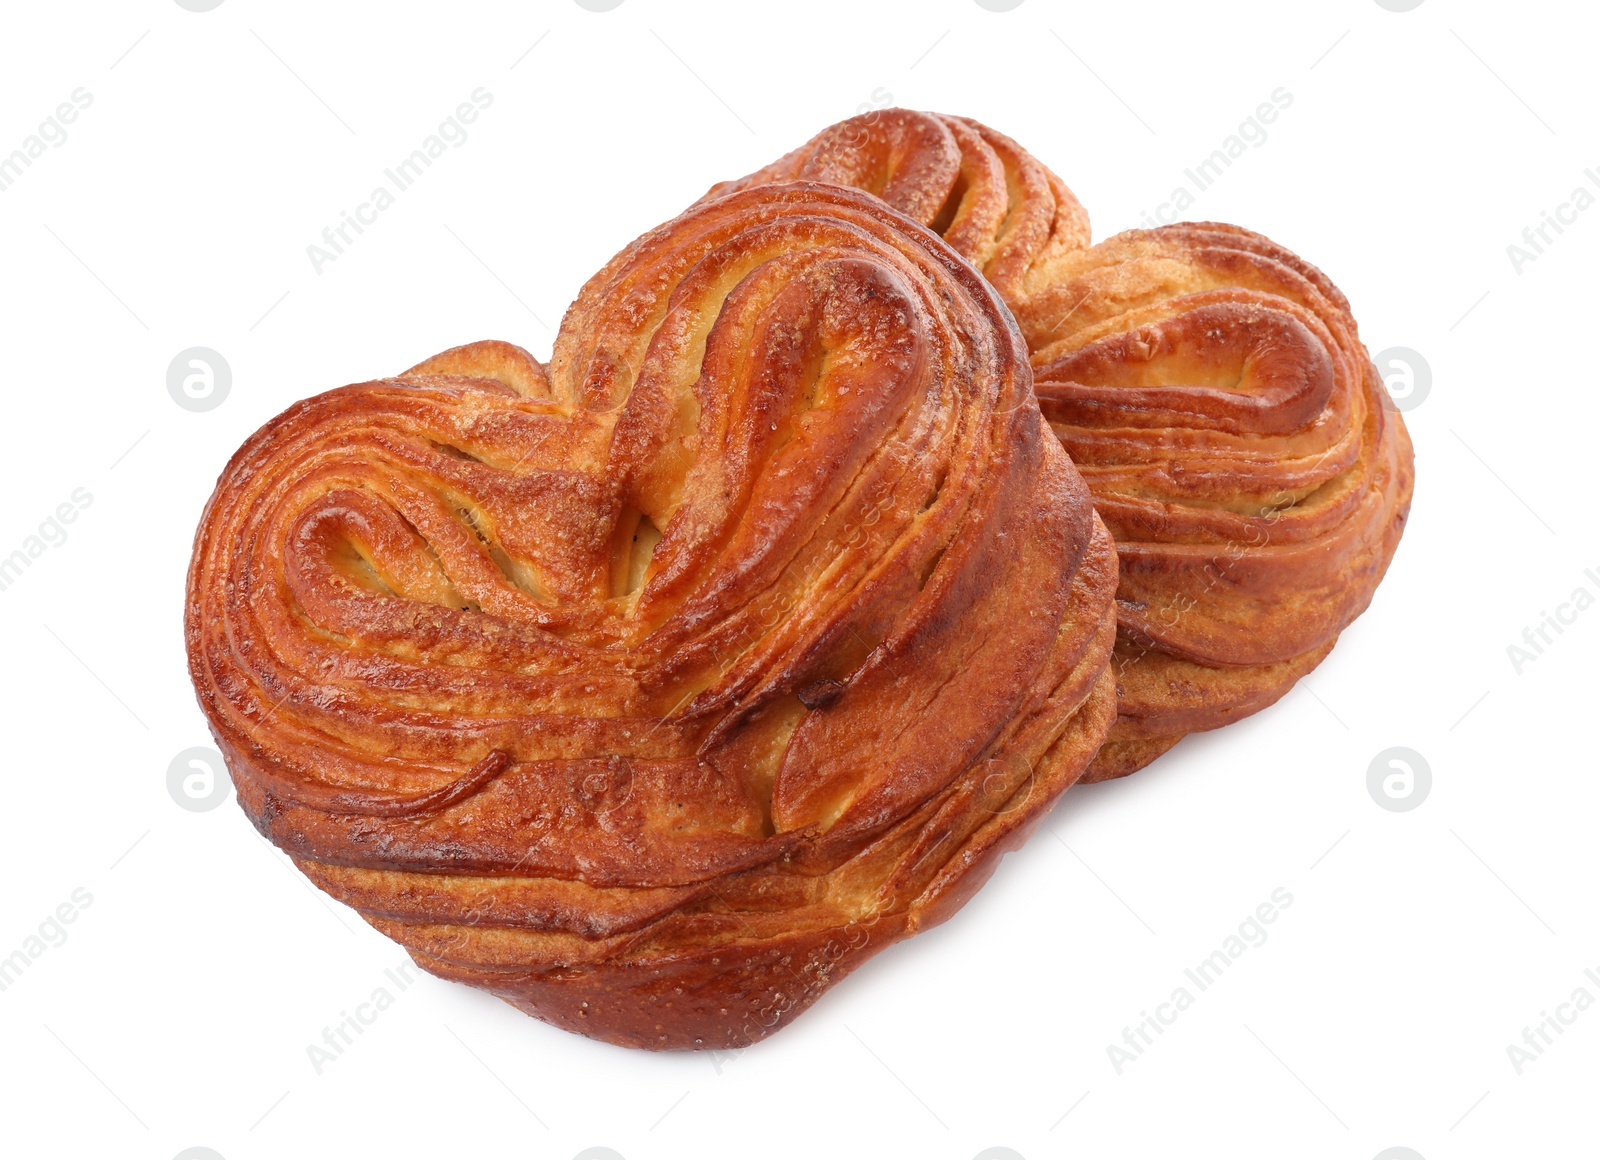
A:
[
  {"left": 715, "top": 118, "right": 1415, "bottom": 777},
  {"left": 185, "top": 182, "right": 1117, "bottom": 1049}
]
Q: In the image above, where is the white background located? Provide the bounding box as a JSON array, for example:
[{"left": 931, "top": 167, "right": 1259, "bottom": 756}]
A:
[{"left": 1, "top": 1, "right": 1595, "bottom": 1158}]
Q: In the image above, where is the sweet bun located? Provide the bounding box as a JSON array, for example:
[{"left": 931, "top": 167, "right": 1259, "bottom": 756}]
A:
[
  {"left": 185, "top": 182, "right": 1117, "bottom": 1049},
  {"left": 714, "top": 114, "right": 1414, "bottom": 776}
]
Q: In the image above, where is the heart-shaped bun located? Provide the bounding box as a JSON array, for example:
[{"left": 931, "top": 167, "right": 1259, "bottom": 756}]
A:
[
  {"left": 185, "top": 182, "right": 1117, "bottom": 1049},
  {"left": 714, "top": 114, "right": 1414, "bottom": 778}
]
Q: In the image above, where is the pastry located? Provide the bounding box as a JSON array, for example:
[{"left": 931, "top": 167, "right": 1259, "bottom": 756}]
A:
[
  {"left": 710, "top": 113, "right": 1414, "bottom": 778},
  {"left": 185, "top": 182, "right": 1118, "bottom": 1049}
]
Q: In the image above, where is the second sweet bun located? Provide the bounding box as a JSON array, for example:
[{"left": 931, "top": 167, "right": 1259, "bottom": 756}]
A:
[{"left": 709, "top": 111, "right": 1415, "bottom": 778}]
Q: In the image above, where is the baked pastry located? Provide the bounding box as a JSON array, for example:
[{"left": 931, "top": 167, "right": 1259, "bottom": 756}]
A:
[
  {"left": 711, "top": 113, "right": 1414, "bottom": 778},
  {"left": 185, "top": 181, "right": 1118, "bottom": 1050}
]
